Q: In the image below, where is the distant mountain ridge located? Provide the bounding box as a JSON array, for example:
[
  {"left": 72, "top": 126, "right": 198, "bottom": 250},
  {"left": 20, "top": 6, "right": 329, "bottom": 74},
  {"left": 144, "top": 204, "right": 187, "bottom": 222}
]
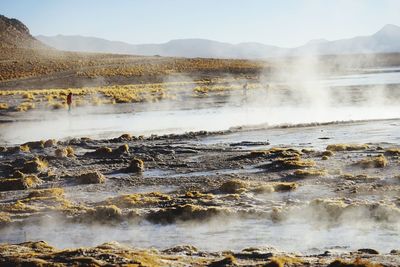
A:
[{"left": 36, "top": 24, "right": 400, "bottom": 59}]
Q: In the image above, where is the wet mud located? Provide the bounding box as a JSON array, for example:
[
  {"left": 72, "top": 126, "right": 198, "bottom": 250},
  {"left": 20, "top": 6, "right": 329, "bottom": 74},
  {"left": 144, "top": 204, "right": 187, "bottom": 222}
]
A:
[{"left": 0, "top": 127, "right": 399, "bottom": 266}]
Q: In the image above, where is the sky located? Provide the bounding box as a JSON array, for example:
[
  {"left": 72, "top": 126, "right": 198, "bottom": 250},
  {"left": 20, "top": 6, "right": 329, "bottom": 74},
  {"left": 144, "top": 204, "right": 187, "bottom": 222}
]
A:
[{"left": 1, "top": 0, "right": 400, "bottom": 47}]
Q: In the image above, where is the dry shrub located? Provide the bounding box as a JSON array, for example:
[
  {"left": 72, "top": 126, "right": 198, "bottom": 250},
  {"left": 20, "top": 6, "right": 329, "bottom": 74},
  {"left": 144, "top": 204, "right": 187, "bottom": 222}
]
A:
[
  {"left": 55, "top": 146, "right": 75, "bottom": 158},
  {"left": 55, "top": 148, "right": 68, "bottom": 158},
  {"left": 76, "top": 171, "right": 105, "bottom": 184},
  {"left": 0, "top": 175, "right": 42, "bottom": 192},
  {"left": 183, "top": 191, "right": 214, "bottom": 199},
  {"left": 44, "top": 139, "right": 57, "bottom": 147},
  {"left": 293, "top": 169, "right": 327, "bottom": 178},
  {"left": 66, "top": 146, "right": 75, "bottom": 157},
  {"left": 28, "top": 188, "right": 64, "bottom": 198},
  {"left": 356, "top": 155, "right": 388, "bottom": 168},
  {"left": 326, "top": 144, "right": 369, "bottom": 151},
  {"left": 327, "top": 258, "right": 383, "bottom": 267},
  {"left": 252, "top": 182, "right": 298, "bottom": 194},
  {"left": 105, "top": 192, "right": 171, "bottom": 208},
  {"left": 219, "top": 179, "right": 248, "bottom": 194},
  {"left": 21, "top": 157, "right": 48, "bottom": 173},
  {"left": 264, "top": 256, "right": 303, "bottom": 267},
  {"left": 0, "top": 200, "right": 38, "bottom": 213},
  {"left": 0, "top": 212, "right": 11, "bottom": 224},
  {"left": 273, "top": 182, "right": 298, "bottom": 192},
  {"left": 0, "top": 103, "right": 9, "bottom": 110},
  {"left": 268, "top": 147, "right": 303, "bottom": 158},
  {"left": 147, "top": 204, "right": 230, "bottom": 224},
  {"left": 86, "top": 205, "right": 122, "bottom": 222},
  {"left": 119, "top": 133, "right": 132, "bottom": 140},
  {"left": 270, "top": 158, "right": 316, "bottom": 170},
  {"left": 19, "top": 144, "right": 30, "bottom": 152},
  {"left": 16, "top": 102, "right": 35, "bottom": 112}
]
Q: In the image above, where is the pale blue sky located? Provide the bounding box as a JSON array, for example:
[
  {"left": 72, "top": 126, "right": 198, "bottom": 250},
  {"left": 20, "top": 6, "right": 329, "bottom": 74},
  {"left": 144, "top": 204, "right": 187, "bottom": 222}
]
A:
[{"left": 1, "top": 0, "right": 399, "bottom": 47}]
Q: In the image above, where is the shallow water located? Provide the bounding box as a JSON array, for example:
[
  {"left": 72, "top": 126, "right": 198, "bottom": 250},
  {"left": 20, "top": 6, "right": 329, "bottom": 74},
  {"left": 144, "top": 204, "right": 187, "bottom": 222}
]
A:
[
  {"left": 1, "top": 67, "right": 400, "bottom": 145},
  {"left": 1, "top": 216, "right": 398, "bottom": 254},
  {"left": 200, "top": 119, "right": 400, "bottom": 150}
]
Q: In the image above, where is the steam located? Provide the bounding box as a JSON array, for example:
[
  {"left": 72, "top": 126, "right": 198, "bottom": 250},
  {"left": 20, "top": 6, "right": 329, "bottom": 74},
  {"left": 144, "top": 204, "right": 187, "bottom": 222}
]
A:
[
  {"left": 1, "top": 57, "right": 400, "bottom": 146},
  {"left": 0, "top": 201, "right": 398, "bottom": 253}
]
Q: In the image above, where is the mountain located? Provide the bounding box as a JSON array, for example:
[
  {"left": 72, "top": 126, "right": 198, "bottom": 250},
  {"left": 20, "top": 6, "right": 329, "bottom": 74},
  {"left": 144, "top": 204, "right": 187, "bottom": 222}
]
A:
[
  {"left": 0, "top": 15, "right": 47, "bottom": 49},
  {"left": 292, "top": 24, "right": 400, "bottom": 55},
  {"left": 36, "top": 35, "right": 286, "bottom": 58},
  {"left": 36, "top": 24, "right": 400, "bottom": 59}
]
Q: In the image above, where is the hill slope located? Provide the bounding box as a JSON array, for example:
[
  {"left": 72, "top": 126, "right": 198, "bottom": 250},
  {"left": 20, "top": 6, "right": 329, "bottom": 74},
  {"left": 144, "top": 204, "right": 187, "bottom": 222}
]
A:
[{"left": 0, "top": 15, "right": 47, "bottom": 49}]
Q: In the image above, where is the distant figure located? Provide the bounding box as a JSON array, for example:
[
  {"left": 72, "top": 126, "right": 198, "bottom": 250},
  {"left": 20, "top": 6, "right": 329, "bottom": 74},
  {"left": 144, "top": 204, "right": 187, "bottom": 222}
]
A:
[
  {"left": 242, "top": 82, "right": 248, "bottom": 104},
  {"left": 243, "top": 82, "right": 248, "bottom": 96},
  {"left": 67, "top": 92, "right": 72, "bottom": 112}
]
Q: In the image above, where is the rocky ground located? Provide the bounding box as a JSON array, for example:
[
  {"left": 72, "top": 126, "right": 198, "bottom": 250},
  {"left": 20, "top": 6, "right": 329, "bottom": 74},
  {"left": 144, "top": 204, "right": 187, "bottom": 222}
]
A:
[{"left": 0, "top": 129, "right": 399, "bottom": 266}]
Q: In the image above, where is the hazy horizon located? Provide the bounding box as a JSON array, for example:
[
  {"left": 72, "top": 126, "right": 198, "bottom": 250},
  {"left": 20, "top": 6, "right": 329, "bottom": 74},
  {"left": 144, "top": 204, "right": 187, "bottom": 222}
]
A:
[{"left": 1, "top": 0, "right": 400, "bottom": 48}]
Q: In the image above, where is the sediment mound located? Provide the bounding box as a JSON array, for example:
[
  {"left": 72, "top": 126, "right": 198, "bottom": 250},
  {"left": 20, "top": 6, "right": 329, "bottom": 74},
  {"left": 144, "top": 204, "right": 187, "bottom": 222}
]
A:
[
  {"left": 76, "top": 171, "right": 105, "bottom": 184},
  {"left": 85, "top": 144, "right": 129, "bottom": 158},
  {"left": 123, "top": 158, "right": 144, "bottom": 173},
  {"left": 146, "top": 204, "right": 230, "bottom": 224}
]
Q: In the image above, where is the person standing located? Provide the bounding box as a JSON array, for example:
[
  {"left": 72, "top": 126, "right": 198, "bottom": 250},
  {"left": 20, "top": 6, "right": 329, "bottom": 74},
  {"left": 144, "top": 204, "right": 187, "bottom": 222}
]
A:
[
  {"left": 242, "top": 82, "right": 248, "bottom": 104},
  {"left": 67, "top": 92, "right": 72, "bottom": 112}
]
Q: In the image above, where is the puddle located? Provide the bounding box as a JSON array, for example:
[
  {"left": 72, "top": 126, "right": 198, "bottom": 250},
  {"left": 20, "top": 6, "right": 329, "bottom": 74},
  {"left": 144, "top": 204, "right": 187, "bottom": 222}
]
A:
[
  {"left": 167, "top": 165, "right": 261, "bottom": 178},
  {"left": 200, "top": 119, "right": 400, "bottom": 150}
]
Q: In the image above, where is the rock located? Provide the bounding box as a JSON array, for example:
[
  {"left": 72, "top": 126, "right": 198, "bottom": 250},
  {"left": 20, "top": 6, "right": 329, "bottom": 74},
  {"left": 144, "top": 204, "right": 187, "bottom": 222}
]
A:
[
  {"left": 76, "top": 171, "right": 105, "bottom": 184},
  {"left": 44, "top": 139, "right": 57, "bottom": 147},
  {"left": 55, "top": 148, "right": 68, "bottom": 158},
  {"left": 55, "top": 146, "right": 75, "bottom": 158},
  {"left": 208, "top": 255, "right": 237, "bottom": 267},
  {"left": 22, "top": 140, "right": 44, "bottom": 150},
  {"left": 124, "top": 158, "right": 144, "bottom": 173},
  {"left": 113, "top": 144, "right": 129, "bottom": 156},
  {"left": 357, "top": 248, "right": 379, "bottom": 254},
  {"left": 163, "top": 245, "right": 198, "bottom": 255},
  {"left": 85, "top": 146, "right": 112, "bottom": 157},
  {"left": 85, "top": 145, "right": 128, "bottom": 158}
]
